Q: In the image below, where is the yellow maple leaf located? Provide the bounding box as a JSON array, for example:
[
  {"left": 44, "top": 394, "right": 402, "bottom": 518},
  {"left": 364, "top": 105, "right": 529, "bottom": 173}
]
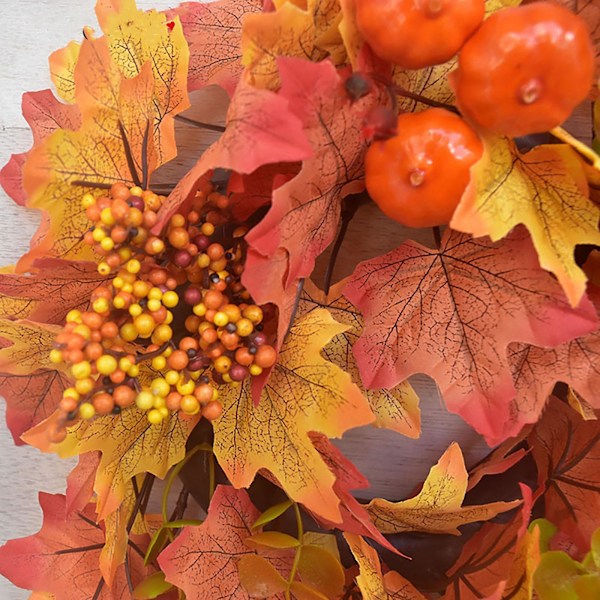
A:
[
  {"left": 241, "top": 0, "right": 342, "bottom": 89},
  {"left": 213, "top": 308, "right": 374, "bottom": 522},
  {"left": 0, "top": 319, "right": 62, "bottom": 376},
  {"left": 20, "top": 0, "right": 190, "bottom": 266},
  {"left": 344, "top": 533, "right": 425, "bottom": 600},
  {"left": 451, "top": 138, "right": 600, "bottom": 307},
  {"left": 49, "top": 40, "right": 82, "bottom": 104},
  {"left": 22, "top": 407, "right": 198, "bottom": 521},
  {"left": 366, "top": 443, "right": 521, "bottom": 535},
  {"left": 299, "top": 279, "right": 420, "bottom": 438}
]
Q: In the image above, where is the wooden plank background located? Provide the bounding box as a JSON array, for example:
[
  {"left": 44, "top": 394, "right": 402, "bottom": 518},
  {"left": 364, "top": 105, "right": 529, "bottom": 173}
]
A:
[{"left": 0, "top": 2, "right": 593, "bottom": 598}]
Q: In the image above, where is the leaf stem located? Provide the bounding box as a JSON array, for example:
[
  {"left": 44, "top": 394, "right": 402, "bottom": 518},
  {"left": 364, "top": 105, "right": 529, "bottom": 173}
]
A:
[
  {"left": 284, "top": 279, "right": 306, "bottom": 341},
  {"left": 141, "top": 119, "right": 151, "bottom": 190},
  {"left": 391, "top": 84, "right": 459, "bottom": 113},
  {"left": 208, "top": 450, "right": 216, "bottom": 501},
  {"left": 285, "top": 503, "right": 304, "bottom": 600},
  {"left": 175, "top": 114, "right": 226, "bottom": 133},
  {"left": 551, "top": 126, "right": 600, "bottom": 169},
  {"left": 118, "top": 120, "right": 143, "bottom": 188},
  {"left": 432, "top": 226, "right": 442, "bottom": 250}
]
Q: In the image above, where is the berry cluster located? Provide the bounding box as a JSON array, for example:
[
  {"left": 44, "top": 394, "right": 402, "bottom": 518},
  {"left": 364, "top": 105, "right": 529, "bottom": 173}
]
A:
[{"left": 49, "top": 182, "right": 277, "bottom": 441}]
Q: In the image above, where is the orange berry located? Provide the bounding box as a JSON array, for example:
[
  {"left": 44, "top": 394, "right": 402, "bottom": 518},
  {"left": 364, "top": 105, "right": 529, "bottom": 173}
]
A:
[
  {"left": 48, "top": 423, "right": 68, "bottom": 444},
  {"left": 167, "top": 350, "right": 189, "bottom": 371},
  {"left": 207, "top": 243, "right": 224, "bottom": 261},
  {"left": 110, "top": 369, "right": 126, "bottom": 384},
  {"left": 201, "top": 327, "right": 218, "bottom": 345},
  {"left": 180, "top": 395, "right": 200, "bottom": 415},
  {"left": 113, "top": 385, "right": 136, "bottom": 408},
  {"left": 111, "top": 199, "right": 129, "bottom": 221},
  {"left": 194, "top": 384, "right": 214, "bottom": 405},
  {"left": 204, "top": 290, "right": 223, "bottom": 310},
  {"left": 93, "top": 392, "right": 115, "bottom": 415},
  {"left": 149, "top": 269, "right": 168, "bottom": 285},
  {"left": 185, "top": 315, "right": 201, "bottom": 333},
  {"left": 111, "top": 182, "right": 130, "bottom": 200},
  {"left": 82, "top": 312, "right": 103, "bottom": 331},
  {"left": 166, "top": 391, "right": 182, "bottom": 411},
  {"left": 213, "top": 356, "right": 231, "bottom": 373},
  {"left": 168, "top": 227, "right": 190, "bottom": 249},
  {"left": 202, "top": 401, "right": 223, "bottom": 421},
  {"left": 111, "top": 225, "right": 128, "bottom": 243},
  {"left": 255, "top": 345, "right": 277, "bottom": 369},
  {"left": 127, "top": 208, "right": 144, "bottom": 227},
  {"left": 179, "top": 337, "right": 199, "bottom": 352},
  {"left": 85, "top": 342, "right": 104, "bottom": 361},
  {"left": 100, "top": 322, "right": 119, "bottom": 339},
  {"left": 143, "top": 210, "right": 158, "bottom": 228},
  {"left": 221, "top": 332, "right": 240, "bottom": 350},
  {"left": 235, "top": 347, "right": 254, "bottom": 367},
  {"left": 60, "top": 397, "right": 78, "bottom": 413}
]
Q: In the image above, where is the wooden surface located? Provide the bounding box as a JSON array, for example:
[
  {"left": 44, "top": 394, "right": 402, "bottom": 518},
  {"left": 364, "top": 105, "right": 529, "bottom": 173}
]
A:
[{"left": 6, "top": 2, "right": 595, "bottom": 598}]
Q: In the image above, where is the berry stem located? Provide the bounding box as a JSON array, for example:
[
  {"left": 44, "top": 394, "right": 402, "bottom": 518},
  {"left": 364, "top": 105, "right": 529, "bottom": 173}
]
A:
[
  {"left": 391, "top": 84, "right": 459, "bottom": 113},
  {"left": 175, "top": 114, "right": 227, "bottom": 133},
  {"left": 141, "top": 119, "right": 151, "bottom": 191},
  {"left": 550, "top": 126, "right": 600, "bottom": 169}
]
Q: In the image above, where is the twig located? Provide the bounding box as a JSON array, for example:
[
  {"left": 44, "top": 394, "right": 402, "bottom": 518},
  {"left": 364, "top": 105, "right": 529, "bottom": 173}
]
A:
[
  {"left": 141, "top": 119, "right": 151, "bottom": 190},
  {"left": 284, "top": 279, "right": 306, "bottom": 340},
  {"left": 432, "top": 226, "right": 442, "bottom": 250},
  {"left": 91, "top": 578, "right": 105, "bottom": 600},
  {"left": 118, "top": 120, "right": 143, "bottom": 188},
  {"left": 175, "top": 114, "right": 226, "bottom": 133}
]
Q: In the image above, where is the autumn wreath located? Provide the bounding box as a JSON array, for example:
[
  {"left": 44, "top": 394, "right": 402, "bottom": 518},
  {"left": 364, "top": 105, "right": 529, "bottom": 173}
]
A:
[{"left": 0, "top": 0, "right": 599, "bottom": 598}]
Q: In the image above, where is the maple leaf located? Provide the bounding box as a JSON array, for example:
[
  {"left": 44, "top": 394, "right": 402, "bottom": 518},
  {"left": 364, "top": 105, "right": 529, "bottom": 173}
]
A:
[
  {"left": 154, "top": 71, "right": 313, "bottom": 230},
  {"left": 507, "top": 286, "right": 600, "bottom": 435},
  {"left": 366, "top": 443, "right": 521, "bottom": 535},
  {"left": 22, "top": 407, "right": 198, "bottom": 520},
  {"left": 0, "top": 90, "right": 81, "bottom": 206},
  {"left": 299, "top": 279, "right": 420, "bottom": 438},
  {"left": 66, "top": 452, "right": 101, "bottom": 515},
  {"left": 19, "top": 1, "right": 190, "bottom": 267},
  {"left": 169, "top": 0, "right": 263, "bottom": 95},
  {"left": 528, "top": 396, "right": 600, "bottom": 547},
  {"left": 0, "top": 259, "right": 108, "bottom": 324},
  {"left": 344, "top": 533, "right": 425, "bottom": 600},
  {"left": 344, "top": 227, "right": 597, "bottom": 444},
  {"left": 244, "top": 57, "right": 386, "bottom": 338},
  {"left": 158, "top": 485, "right": 291, "bottom": 600},
  {"left": 0, "top": 493, "right": 150, "bottom": 599},
  {"left": 213, "top": 308, "right": 374, "bottom": 522},
  {"left": 49, "top": 40, "right": 82, "bottom": 104},
  {"left": 451, "top": 137, "right": 600, "bottom": 306},
  {"left": 241, "top": 0, "right": 342, "bottom": 89},
  {"left": 442, "top": 485, "right": 538, "bottom": 600}
]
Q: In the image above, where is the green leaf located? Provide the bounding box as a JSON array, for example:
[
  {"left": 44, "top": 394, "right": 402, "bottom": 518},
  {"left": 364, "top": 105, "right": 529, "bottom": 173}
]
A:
[
  {"left": 238, "top": 554, "right": 287, "bottom": 598},
  {"left": 252, "top": 500, "right": 294, "bottom": 529},
  {"left": 573, "top": 573, "right": 600, "bottom": 600},
  {"left": 298, "top": 545, "right": 345, "bottom": 599},
  {"left": 132, "top": 572, "right": 173, "bottom": 599},
  {"left": 302, "top": 532, "right": 341, "bottom": 562},
  {"left": 534, "top": 551, "right": 586, "bottom": 600},
  {"left": 244, "top": 531, "right": 300, "bottom": 550},
  {"left": 591, "top": 528, "right": 600, "bottom": 570},
  {"left": 290, "top": 580, "right": 329, "bottom": 600},
  {"left": 144, "top": 528, "right": 170, "bottom": 566},
  {"left": 530, "top": 518, "right": 558, "bottom": 553}
]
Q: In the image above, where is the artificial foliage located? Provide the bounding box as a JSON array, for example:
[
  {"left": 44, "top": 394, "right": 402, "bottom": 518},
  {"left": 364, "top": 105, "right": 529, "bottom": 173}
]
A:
[{"left": 0, "top": 0, "right": 599, "bottom": 599}]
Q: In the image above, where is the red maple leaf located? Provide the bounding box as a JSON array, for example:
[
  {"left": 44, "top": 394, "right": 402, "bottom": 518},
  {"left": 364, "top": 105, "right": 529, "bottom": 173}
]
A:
[
  {"left": 0, "top": 90, "right": 81, "bottom": 206},
  {"left": 507, "top": 286, "right": 600, "bottom": 429},
  {"left": 0, "top": 493, "right": 150, "bottom": 599},
  {"left": 158, "top": 485, "right": 291, "bottom": 599},
  {"left": 243, "top": 57, "right": 385, "bottom": 338},
  {"left": 344, "top": 228, "right": 597, "bottom": 444},
  {"left": 529, "top": 396, "right": 600, "bottom": 549},
  {"left": 65, "top": 453, "right": 101, "bottom": 515}
]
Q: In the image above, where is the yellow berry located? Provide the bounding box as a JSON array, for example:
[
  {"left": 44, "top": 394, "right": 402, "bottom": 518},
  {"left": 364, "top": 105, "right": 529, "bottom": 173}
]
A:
[
  {"left": 214, "top": 356, "right": 231, "bottom": 373},
  {"left": 134, "top": 314, "right": 156, "bottom": 337},
  {"left": 97, "top": 262, "right": 111, "bottom": 276},
  {"left": 213, "top": 312, "right": 229, "bottom": 327},
  {"left": 222, "top": 373, "right": 232, "bottom": 383},
  {"left": 197, "top": 254, "right": 210, "bottom": 268},
  {"left": 162, "top": 291, "right": 179, "bottom": 308},
  {"left": 162, "top": 346, "right": 173, "bottom": 358},
  {"left": 93, "top": 297, "right": 110, "bottom": 313},
  {"left": 148, "top": 287, "right": 163, "bottom": 300},
  {"left": 249, "top": 364, "right": 263, "bottom": 376},
  {"left": 71, "top": 361, "right": 92, "bottom": 380},
  {"left": 129, "top": 303, "right": 143, "bottom": 317},
  {"left": 165, "top": 370, "right": 179, "bottom": 385},
  {"left": 113, "top": 277, "right": 125, "bottom": 289},
  {"left": 176, "top": 378, "right": 195, "bottom": 396},
  {"left": 147, "top": 409, "right": 164, "bottom": 424},
  {"left": 133, "top": 281, "right": 150, "bottom": 298},
  {"left": 147, "top": 298, "right": 162, "bottom": 312},
  {"left": 120, "top": 323, "right": 138, "bottom": 342},
  {"left": 122, "top": 283, "right": 133, "bottom": 294},
  {"left": 136, "top": 391, "right": 155, "bottom": 410},
  {"left": 152, "top": 355, "right": 167, "bottom": 371},
  {"left": 164, "top": 311, "right": 174, "bottom": 325},
  {"left": 66, "top": 310, "right": 82, "bottom": 323},
  {"left": 201, "top": 222, "right": 215, "bottom": 236},
  {"left": 130, "top": 186, "right": 143, "bottom": 197},
  {"left": 92, "top": 227, "right": 107, "bottom": 242},
  {"left": 153, "top": 324, "right": 173, "bottom": 343},
  {"left": 127, "top": 364, "right": 140, "bottom": 377},
  {"left": 100, "top": 237, "right": 115, "bottom": 252},
  {"left": 112, "top": 295, "right": 126, "bottom": 310},
  {"left": 212, "top": 388, "right": 219, "bottom": 402},
  {"left": 180, "top": 395, "right": 200, "bottom": 415},
  {"left": 159, "top": 406, "right": 170, "bottom": 419},
  {"left": 151, "top": 378, "right": 171, "bottom": 397},
  {"left": 153, "top": 396, "right": 167, "bottom": 410},
  {"left": 100, "top": 207, "right": 115, "bottom": 226},
  {"left": 63, "top": 387, "right": 80, "bottom": 401},
  {"left": 118, "top": 247, "right": 132, "bottom": 262},
  {"left": 189, "top": 370, "right": 201, "bottom": 380},
  {"left": 126, "top": 259, "right": 141, "bottom": 274},
  {"left": 193, "top": 303, "right": 207, "bottom": 317},
  {"left": 96, "top": 354, "right": 118, "bottom": 375},
  {"left": 75, "top": 378, "right": 94, "bottom": 395},
  {"left": 49, "top": 349, "right": 63, "bottom": 364},
  {"left": 81, "top": 193, "right": 95, "bottom": 209},
  {"left": 119, "top": 356, "right": 135, "bottom": 372},
  {"left": 79, "top": 402, "right": 96, "bottom": 419}
]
